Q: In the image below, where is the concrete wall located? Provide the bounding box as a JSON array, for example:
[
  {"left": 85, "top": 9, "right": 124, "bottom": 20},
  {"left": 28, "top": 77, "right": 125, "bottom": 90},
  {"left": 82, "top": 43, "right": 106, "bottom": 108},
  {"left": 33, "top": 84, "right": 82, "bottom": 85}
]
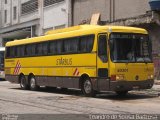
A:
[
  {"left": 20, "top": 11, "right": 39, "bottom": 23},
  {"left": 73, "top": 0, "right": 151, "bottom": 25},
  {"left": 43, "top": 0, "right": 69, "bottom": 30},
  {"left": 73, "top": 0, "right": 110, "bottom": 25},
  {"left": 115, "top": 0, "right": 150, "bottom": 20},
  {"left": 146, "top": 24, "right": 160, "bottom": 79}
]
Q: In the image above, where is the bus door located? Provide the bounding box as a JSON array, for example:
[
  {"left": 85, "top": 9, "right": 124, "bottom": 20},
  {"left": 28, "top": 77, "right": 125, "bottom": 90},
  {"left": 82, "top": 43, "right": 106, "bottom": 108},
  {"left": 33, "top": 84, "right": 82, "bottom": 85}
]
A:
[{"left": 97, "top": 34, "right": 109, "bottom": 91}]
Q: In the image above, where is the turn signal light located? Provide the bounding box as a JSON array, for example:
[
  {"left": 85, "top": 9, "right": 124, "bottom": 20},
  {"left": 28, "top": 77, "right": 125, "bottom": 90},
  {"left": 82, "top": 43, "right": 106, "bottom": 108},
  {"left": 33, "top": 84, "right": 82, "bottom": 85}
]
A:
[{"left": 148, "top": 74, "right": 154, "bottom": 79}]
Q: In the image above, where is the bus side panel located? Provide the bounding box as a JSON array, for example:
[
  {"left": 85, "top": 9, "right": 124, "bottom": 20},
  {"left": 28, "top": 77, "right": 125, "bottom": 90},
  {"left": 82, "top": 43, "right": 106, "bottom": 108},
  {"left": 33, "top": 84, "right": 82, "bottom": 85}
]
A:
[{"left": 5, "top": 53, "right": 97, "bottom": 89}]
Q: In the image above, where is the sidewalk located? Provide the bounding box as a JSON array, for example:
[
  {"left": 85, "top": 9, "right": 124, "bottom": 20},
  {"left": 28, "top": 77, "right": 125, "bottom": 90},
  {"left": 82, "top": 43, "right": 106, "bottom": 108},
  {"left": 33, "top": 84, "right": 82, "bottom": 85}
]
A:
[{"left": 154, "top": 80, "right": 160, "bottom": 85}]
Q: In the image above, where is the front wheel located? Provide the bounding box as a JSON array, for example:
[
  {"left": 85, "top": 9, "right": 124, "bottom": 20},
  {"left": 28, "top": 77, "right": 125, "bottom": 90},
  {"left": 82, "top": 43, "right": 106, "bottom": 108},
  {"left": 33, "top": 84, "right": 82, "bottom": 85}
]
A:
[
  {"left": 29, "top": 76, "right": 39, "bottom": 91},
  {"left": 82, "top": 78, "right": 95, "bottom": 97}
]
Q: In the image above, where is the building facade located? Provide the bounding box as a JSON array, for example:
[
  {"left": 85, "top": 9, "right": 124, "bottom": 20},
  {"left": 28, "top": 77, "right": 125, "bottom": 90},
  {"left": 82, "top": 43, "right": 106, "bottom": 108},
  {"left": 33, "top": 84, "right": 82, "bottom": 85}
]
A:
[
  {"left": 0, "top": 0, "right": 70, "bottom": 46},
  {"left": 72, "top": 0, "right": 151, "bottom": 25}
]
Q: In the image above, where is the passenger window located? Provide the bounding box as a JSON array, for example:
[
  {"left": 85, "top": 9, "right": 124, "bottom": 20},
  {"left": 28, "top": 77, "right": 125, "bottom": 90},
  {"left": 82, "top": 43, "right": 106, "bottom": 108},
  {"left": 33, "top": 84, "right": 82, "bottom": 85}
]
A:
[
  {"left": 49, "top": 41, "right": 57, "bottom": 54},
  {"left": 57, "top": 41, "right": 63, "bottom": 54},
  {"left": 31, "top": 44, "right": 36, "bottom": 56},
  {"left": 42, "top": 42, "right": 48, "bottom": 55},
  {"left": 64, "top": 38, "right": 79, "bottom": 53},
  {"left": 80, "top": 35, "right": 94, "bottom": 53},
  {"left": 10, "top": 47, "right": 16, "bottom": 57},
  {"left": 36, "top": 43, "right": 43, "bottom": 55},
  {"left": 98, "top": 35, "right": 107, "bottom": 62}
]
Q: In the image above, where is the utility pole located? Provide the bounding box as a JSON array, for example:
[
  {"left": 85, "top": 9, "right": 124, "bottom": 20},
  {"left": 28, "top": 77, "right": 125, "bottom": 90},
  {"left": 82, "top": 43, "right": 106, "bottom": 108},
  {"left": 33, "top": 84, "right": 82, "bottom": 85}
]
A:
[{"left": 38, "top": 0, "right": 44, "bottom": 36}]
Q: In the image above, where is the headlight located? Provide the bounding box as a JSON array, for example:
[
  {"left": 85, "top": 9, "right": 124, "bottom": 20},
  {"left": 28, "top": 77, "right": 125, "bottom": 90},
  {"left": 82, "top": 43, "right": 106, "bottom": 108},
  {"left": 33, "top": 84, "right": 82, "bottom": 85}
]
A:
[
  {"left": 148, "top": 74, "right": 154, "bottom": 79},
  {"left": 116, "top": 74, "right": 125, "bottom": 81}
]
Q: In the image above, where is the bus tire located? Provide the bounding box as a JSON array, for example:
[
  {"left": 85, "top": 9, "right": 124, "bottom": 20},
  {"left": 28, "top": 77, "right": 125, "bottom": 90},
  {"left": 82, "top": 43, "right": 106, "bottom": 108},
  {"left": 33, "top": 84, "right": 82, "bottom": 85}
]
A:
[
  {"left": 20, "top": 75, "right": 29, "bottom": 90},
  {"left": 82, "top": 78, "right": 95, "bottom": 97},
  {"left": 29, "top": 76, "right": 39, "bottom": 91},
  {"left": 116, "top": 91, "right": 128, "bottom": 96}
]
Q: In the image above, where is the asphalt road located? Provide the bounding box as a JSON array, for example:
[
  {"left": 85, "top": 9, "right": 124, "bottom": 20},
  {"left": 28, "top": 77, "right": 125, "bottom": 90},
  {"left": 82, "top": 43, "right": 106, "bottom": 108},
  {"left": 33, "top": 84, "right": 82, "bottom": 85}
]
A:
[{"left": 0, "top": 81, "right": 160, "bottom": 120}]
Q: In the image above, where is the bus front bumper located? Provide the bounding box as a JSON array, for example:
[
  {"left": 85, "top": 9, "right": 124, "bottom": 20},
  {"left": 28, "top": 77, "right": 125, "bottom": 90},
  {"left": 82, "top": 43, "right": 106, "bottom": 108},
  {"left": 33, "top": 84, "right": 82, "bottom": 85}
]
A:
[{"left": 109, "top": 79, "right": 154, "bottom": 92}]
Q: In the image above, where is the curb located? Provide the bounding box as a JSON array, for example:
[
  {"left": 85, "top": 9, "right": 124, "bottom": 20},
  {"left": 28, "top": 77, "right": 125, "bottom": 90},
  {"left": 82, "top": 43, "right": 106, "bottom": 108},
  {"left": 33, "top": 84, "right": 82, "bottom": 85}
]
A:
[{"left": 154, "top": 80, "right": 160, "bottom": 85}]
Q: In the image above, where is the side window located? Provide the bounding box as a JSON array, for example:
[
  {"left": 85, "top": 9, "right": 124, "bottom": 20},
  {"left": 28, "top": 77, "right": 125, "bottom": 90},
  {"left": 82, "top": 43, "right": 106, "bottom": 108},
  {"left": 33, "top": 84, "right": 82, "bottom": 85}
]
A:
[
  {"left": 42, "top": 42, "right": 48, "bottom": 55},
  {"left": 17, "top": 46, "right": 21, "bottom": 57},
  {"left": 64, "top": 38, "right": 79, "bottom": 53},
  {"left": 57, "top": 40, "right": 63, "bottom": 54},
  {"left": 30, "top": 44, "right": 36, "bottom": 56},
  {"left": 25, "top": 45, "right": 32, "bottom": 56},
  {"left": 10, "top": 47, "right": 15, "bottom": 58},
  {"left": 64, "top": 39, "right": 70, "bottom": 53},
  {"left": 98, "top": 35, "right": 107, "bottom": 62},
  {"left": 80, "top": 35, "right": 94, "bottom": 53},
  {"left": 36, "top": 43, "right": 43, "bottom": 55},
  {"left": 70, "top": 38, "right": 79, "bottom": 53},
  {"left": 24, "top": 45, "right": 28, "bottom": 56},
  {"left": 20, "top": 46, "right": 25, "bottom": 57},
  {"left": 49, "top": 41, "right": 57, "bottom": 54}
]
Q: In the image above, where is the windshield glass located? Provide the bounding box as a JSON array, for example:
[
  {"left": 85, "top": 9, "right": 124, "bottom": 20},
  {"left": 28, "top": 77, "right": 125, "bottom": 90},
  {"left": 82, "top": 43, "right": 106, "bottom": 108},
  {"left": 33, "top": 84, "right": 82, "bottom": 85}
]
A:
[{"left": 110, "top": 33, "right": 152, "bottom": 63}]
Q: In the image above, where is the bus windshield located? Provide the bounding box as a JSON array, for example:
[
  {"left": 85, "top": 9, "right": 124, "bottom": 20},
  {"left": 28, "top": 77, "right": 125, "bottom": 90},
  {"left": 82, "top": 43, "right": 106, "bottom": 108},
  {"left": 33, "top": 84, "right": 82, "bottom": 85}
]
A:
[{"left": 110, "top": 33, "right": 152, "bottom": 63}]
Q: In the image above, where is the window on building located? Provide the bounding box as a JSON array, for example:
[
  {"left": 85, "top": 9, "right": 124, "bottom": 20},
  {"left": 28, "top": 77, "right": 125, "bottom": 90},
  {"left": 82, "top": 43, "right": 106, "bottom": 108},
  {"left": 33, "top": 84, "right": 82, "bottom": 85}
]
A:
[
  {"left": 5, "top": 0, "right": 7, "bottom": 4},
  {"left": 4, "top": 10, "right": 7, "bottom": 23},
  {"left": 21, "top": 0, "right": 38, "bottom": 15},
  {"left": 13, "top": 6, "right": 17, "bottom": 20},
  {"left": 44, "top": 0, "right": 64, "bottom": 7}
]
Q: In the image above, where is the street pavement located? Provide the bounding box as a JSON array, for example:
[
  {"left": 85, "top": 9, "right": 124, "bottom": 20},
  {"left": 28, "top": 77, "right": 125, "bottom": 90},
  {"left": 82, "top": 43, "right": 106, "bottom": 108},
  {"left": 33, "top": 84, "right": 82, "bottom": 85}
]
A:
[{"left": 0, "top": 81, "right": 159, "bottom": 120}]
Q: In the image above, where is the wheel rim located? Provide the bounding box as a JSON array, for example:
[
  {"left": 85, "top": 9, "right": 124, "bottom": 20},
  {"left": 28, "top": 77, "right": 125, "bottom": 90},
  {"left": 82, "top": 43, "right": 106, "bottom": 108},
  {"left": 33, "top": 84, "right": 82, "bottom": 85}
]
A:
[
  {"left": 30, "top": 77, "right": 36, "bottom": 88},
  {"left": 84, "top": 80, "right": 92, "bottom": 94}
]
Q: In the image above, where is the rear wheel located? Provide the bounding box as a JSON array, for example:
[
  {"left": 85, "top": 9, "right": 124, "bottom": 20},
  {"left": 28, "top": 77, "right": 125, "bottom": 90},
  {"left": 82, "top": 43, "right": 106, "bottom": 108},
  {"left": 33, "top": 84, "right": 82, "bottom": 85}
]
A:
[
  {"left": 116, "top": 91, "right": 128, "bottom": 96},
  {"left": 82, "top": 78, "right": 95, "bottom": 97},
  {"left": 29, "top": 76, "right": 39, "bottom": 91},
  {"left": 20, "top": 75, "right": 29, "bottom": 90}
]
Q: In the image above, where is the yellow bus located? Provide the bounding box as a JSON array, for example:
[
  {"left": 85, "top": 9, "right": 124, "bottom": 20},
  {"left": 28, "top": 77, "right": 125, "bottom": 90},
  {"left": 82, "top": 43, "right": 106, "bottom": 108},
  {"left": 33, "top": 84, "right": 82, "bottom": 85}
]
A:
[{"left": 5, "top": 25, "right": 154, "bottom": 96}]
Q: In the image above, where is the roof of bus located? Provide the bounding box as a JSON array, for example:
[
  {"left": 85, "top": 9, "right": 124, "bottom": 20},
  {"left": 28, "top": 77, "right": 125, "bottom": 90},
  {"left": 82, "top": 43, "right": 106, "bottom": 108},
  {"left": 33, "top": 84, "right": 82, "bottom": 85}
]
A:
[{"left": 6, "top": 25, "right": 148, "bottom": 47}]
